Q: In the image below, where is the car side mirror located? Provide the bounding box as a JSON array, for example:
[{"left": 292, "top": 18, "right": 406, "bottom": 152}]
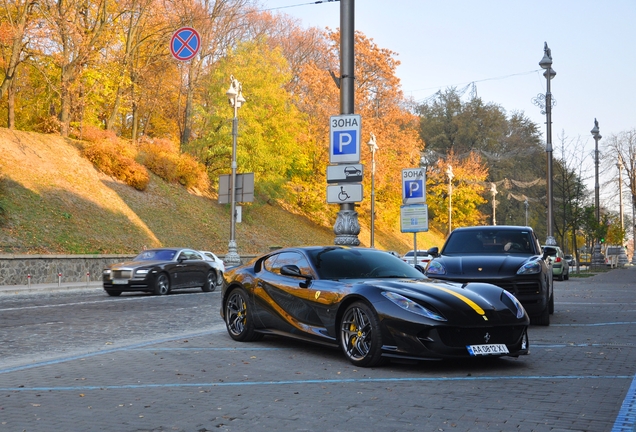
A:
[
  {"left": 414, "top": 264, "right": 426, "bottom": 274},
  {"left": 280, "top": 265, "right": 313, "bottom": 286},
  {"left": 427, "top": 247, "right": 439, "bottom": 258}
]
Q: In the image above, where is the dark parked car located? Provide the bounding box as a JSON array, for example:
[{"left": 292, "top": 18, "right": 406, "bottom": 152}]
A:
[
  {"left": 221, "top": 246, "right": 529, "bottom": 367},
  {"left": 425, "top": 226, "right": 553, "bottom": 326},
  {"left": 102, "top": 248, "right": 219, "bottom": 296}
]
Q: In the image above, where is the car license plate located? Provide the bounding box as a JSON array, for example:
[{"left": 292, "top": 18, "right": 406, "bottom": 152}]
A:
[
  {"left": 113, "top": 279, "right": 128, "bottom": 285},
  {"left": 466, "top": 344, "right": 509, "bottom": 356}
]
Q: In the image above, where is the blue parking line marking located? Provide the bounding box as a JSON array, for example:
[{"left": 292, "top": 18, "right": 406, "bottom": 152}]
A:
[
  {"left": 0, "top": 374, "right": 631, "bottom": 393},
  {"left": 612, "top": 373, "right": 636, "bottom": 432},
  {"left": 0, "top": 328, "right": 225, "bottom": 375}
]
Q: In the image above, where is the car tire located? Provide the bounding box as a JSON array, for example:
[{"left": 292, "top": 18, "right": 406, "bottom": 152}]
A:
[
  {"left": 564, "top": 270, "right": 569, "bottom": 281},
  {"left": 153, "top": 273, "right": 170, "bottom": 295},
  {"left": 532, "top": 292, "right": 551, "bottom": 326},
  {"left": 201, "top": 271, "right": 216, "bottom": 292},
  {"left": 105, "top": 289, "right": 121, "bottom": 297},
  {"left": 339, "top": 301, "right": 387, "bottom": 367},
  {"left": 549, "top": 291, "right": 554, "bottom": 314},
  {"left": 225, "top": 288, "right": 263, "bottom": 342}
]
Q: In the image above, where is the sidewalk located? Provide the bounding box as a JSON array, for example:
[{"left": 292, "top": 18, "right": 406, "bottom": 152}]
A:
[{"left": 0, "top": 280, "right": 104, "bottom": 295}]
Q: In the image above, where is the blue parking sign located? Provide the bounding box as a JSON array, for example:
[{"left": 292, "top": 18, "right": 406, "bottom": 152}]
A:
[
  {"left": 402, "top": 168, "right": 426, "bottom": 204},
  {"left": 329, "top": 114, "right": 361, "bottom": 163}
]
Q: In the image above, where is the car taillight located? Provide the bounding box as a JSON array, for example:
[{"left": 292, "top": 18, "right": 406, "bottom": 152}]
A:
[{"left": 555, "top": 257, "right": 561, "bottom": 263}]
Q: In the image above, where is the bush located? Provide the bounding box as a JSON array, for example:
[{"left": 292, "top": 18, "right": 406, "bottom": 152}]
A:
[
  {"left": 138, "top": 138, "right": 209, "bottom": 191},
  {"left": 83, "top": 141, "right": 149, "bottom": 191}
]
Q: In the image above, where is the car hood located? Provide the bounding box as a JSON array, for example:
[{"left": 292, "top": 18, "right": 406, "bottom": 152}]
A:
[
  {"left": 433, "top": 254, "right": 532, "bottom": 278},
  {"left": 353, "top": 277, "right": 525, "bottom": 324}
]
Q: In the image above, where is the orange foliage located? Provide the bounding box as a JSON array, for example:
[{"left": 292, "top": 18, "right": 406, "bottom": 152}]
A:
[
  {"left": 82, "top": 140, "right": 149, "bottom": 191},
  {"left": 138, "top": 138, "right": 209, "bottom": 191}
]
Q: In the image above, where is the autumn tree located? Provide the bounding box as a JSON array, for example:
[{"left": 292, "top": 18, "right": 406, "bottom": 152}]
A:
[
  {"left": 425, "top": 151, "right": 489, "bottom": 234},
  {"left": 188, "top": 38, "right": 311, "bottom": 199},
  {"left": 37, "top": 0, "right": 113, "bottom": 136},
  {"left": 0, "top": 0, "right": 37, "bottom": 128},
  {"left": 291, "top": 29, "right": 423, "bottom": 230},
  {"left": 417, "top": 89, "right": 547, "bottom": 234}
]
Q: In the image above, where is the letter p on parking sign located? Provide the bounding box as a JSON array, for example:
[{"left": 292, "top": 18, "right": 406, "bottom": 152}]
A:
[{"left": 330, "top": 114, "right": 361, "bottom": 163}]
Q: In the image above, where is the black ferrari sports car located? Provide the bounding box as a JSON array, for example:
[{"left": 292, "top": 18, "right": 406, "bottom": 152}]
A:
[
  {"left": 424, "top": 226, "right": 553, "bottom": 326},
  {"left": 221, "top": 246, "right": 529, "bottom": 367},
  {"left": 102, "top": 248, "right": 219, "bottom": 296}
]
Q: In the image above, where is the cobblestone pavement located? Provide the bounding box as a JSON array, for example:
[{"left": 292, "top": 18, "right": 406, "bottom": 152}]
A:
[{"left": 0, "top": 267, "right": 635, "bottom": 432}]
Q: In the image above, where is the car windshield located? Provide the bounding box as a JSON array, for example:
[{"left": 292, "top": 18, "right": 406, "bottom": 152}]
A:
[
  {"left": 307, "top": 248, "right": 424, "bottom": 280},
  {"left": 443, "top": 229, "right": 536, "bottom": 255},
  {"left": 404, "top": 250, "right": 429, "bottom": 257},
  {"left": 134, "top": 249, "right": 177, "bottom": 261}
]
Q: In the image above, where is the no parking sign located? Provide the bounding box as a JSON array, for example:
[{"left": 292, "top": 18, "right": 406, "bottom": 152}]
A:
[{"left": 170, "top": 27, "right": 201, "bottom": 61}]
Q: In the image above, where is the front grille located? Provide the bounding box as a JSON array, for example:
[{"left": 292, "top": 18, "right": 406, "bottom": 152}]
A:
[
  {"left": 112, "top": 270, "right": 133, "bottom": 279},
  {"left": 464, "top": 279, "right": 541, "bottom": 296},
  {"left": 436, "top": 325, "right": 526, "bottom": 348}
]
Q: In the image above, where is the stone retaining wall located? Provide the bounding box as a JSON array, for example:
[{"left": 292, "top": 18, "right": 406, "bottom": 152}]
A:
[
  {"left": 0, "top": 254, "right": 136, "bottom": 285},
  {"left": 0, "top": 254, "right": 257, "bottom": 285}
]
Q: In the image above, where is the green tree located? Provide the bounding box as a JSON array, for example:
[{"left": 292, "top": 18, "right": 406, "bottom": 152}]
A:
[
  {"left": 188, "top": 38, "right": 311, "bottom": 199},
  {"left": 417, "top": 89, "right": 546, "bottom": 233}
]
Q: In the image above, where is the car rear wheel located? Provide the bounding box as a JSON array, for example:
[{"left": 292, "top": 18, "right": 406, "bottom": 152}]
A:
[
  {"left": 225, "top": 288, "right": 262, "bottom": 342},
  {"left": 105, "top": 289, "right": 121, "bottom": 297},
  {"left": 339, "top": 301, "right": 386, "bottom": 367},
  {"left": 201, "top": 271, "right": 216, "bottom": 292},
  {"left": 154, "top": 273, "right": 170, "bottom": 295}
]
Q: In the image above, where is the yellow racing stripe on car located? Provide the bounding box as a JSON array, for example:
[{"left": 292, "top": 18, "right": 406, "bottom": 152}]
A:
[{"left": 429, "top": 285, "right": 486, "bottom": 318}]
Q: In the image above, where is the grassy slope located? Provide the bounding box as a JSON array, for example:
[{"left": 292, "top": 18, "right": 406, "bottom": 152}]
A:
[{"left": 0, "top": 128, "right": 444, "bottom": 255}]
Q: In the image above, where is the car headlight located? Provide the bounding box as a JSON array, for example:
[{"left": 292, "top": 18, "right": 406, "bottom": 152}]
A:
[
  {"left": 425, "top": 260, "right": 446, "bottom": 275},
  {"left": 103, "top": 269, "right": 111, "bottom": 275},
  {"left": 135, "top": 269, "right": 150, "bottom": 277},
  {"left": 502, "top": 290, "right": 525, "bottom": 319},
  {"left": 382, "top": 292, "right": 447, "bottom": 321},
  {"left": 517, "top": 260, "right": 541, "bottom": 275}
]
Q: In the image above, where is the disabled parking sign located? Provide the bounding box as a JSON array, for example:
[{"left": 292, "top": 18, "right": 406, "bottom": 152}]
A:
[{"left": 329, "top": 114, "right": 361, "bottom": 164}]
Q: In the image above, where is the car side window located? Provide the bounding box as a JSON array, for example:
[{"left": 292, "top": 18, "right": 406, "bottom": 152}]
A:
[{"left": 266, "top": 252, "right": 313, "bottom": 278}]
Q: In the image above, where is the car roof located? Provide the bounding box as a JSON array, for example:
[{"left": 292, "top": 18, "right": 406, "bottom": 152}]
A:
[{"left": 452, "top": 225, "right": 534, "bottom": 233}]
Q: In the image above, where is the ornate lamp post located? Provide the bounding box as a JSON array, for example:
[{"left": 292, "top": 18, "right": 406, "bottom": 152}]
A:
[
  {"left": 533, "top": 42, "right": 557, "bottom": 246},
  {"left": 617, "top": 156, "right": 624, "bottom": 231},
  {"left": 490, "top": 183, "right": 498, "bottom": 225},
  {"left": 591, "top": 119, "right": 604, "bottom": 267},
  {"left": 446, "top": 165, "right": 454, "bottom": 236},
  {"left": 367, "top": 133, "right": 379, "bottom": 248},
  {"left": 225, "top": 75, "right": 246, "bottom": 266},
  {"left": 591, "top": 119, "right": 602, "bottom": 225},
  {"left": 524, "top": 198, "right": 529, "bottom": 226}
]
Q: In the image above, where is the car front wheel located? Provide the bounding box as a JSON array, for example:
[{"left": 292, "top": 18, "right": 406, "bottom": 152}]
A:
[
  {"left": 154, "top": 273, "right": 170, "bottom": 295},
  {"left": 339, "top": 301, "right": 386, "bottom": 367}
]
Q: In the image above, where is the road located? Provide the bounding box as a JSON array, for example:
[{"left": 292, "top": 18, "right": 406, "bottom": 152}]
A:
[{"left": 1, "top": 269, "right": 635, "bottom": 432}]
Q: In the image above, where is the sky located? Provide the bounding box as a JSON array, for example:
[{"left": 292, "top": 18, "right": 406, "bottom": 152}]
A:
[{"left": 260, "top": 0, "right": 636, "bottom": 210}]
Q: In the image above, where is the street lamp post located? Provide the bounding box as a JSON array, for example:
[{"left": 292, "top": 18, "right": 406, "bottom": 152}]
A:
[
  {"left": 617, "top": 156, "right": 624, "bottom": 231},
  {"left": 535, "top": 42, "right": 557, "bottom": 246},
  {"left": 591, "top": 119, "right": 604, "bottom": 267},
  {"left": 490, "top": 183, "right": 497, "bottom": 225},
  {"left": 446, "top": 165, "right": 454, "bottom": 236},
  {"left": 225, "top": 75, "right": 246, "bottom": 266},
  {"left": 367, "top": 133, "right": 379, "bottom": 248},
  {"left": 591, "top": 119, "right": 602, "bottom": 225},
  {"left": 524, "top": 198, "right": 529, "bottom": 227}
]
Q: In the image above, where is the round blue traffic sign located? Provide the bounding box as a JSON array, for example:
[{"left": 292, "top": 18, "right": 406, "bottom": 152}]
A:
[{"left": 170, "top": 27, "right": 201, "bottom": 61}]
